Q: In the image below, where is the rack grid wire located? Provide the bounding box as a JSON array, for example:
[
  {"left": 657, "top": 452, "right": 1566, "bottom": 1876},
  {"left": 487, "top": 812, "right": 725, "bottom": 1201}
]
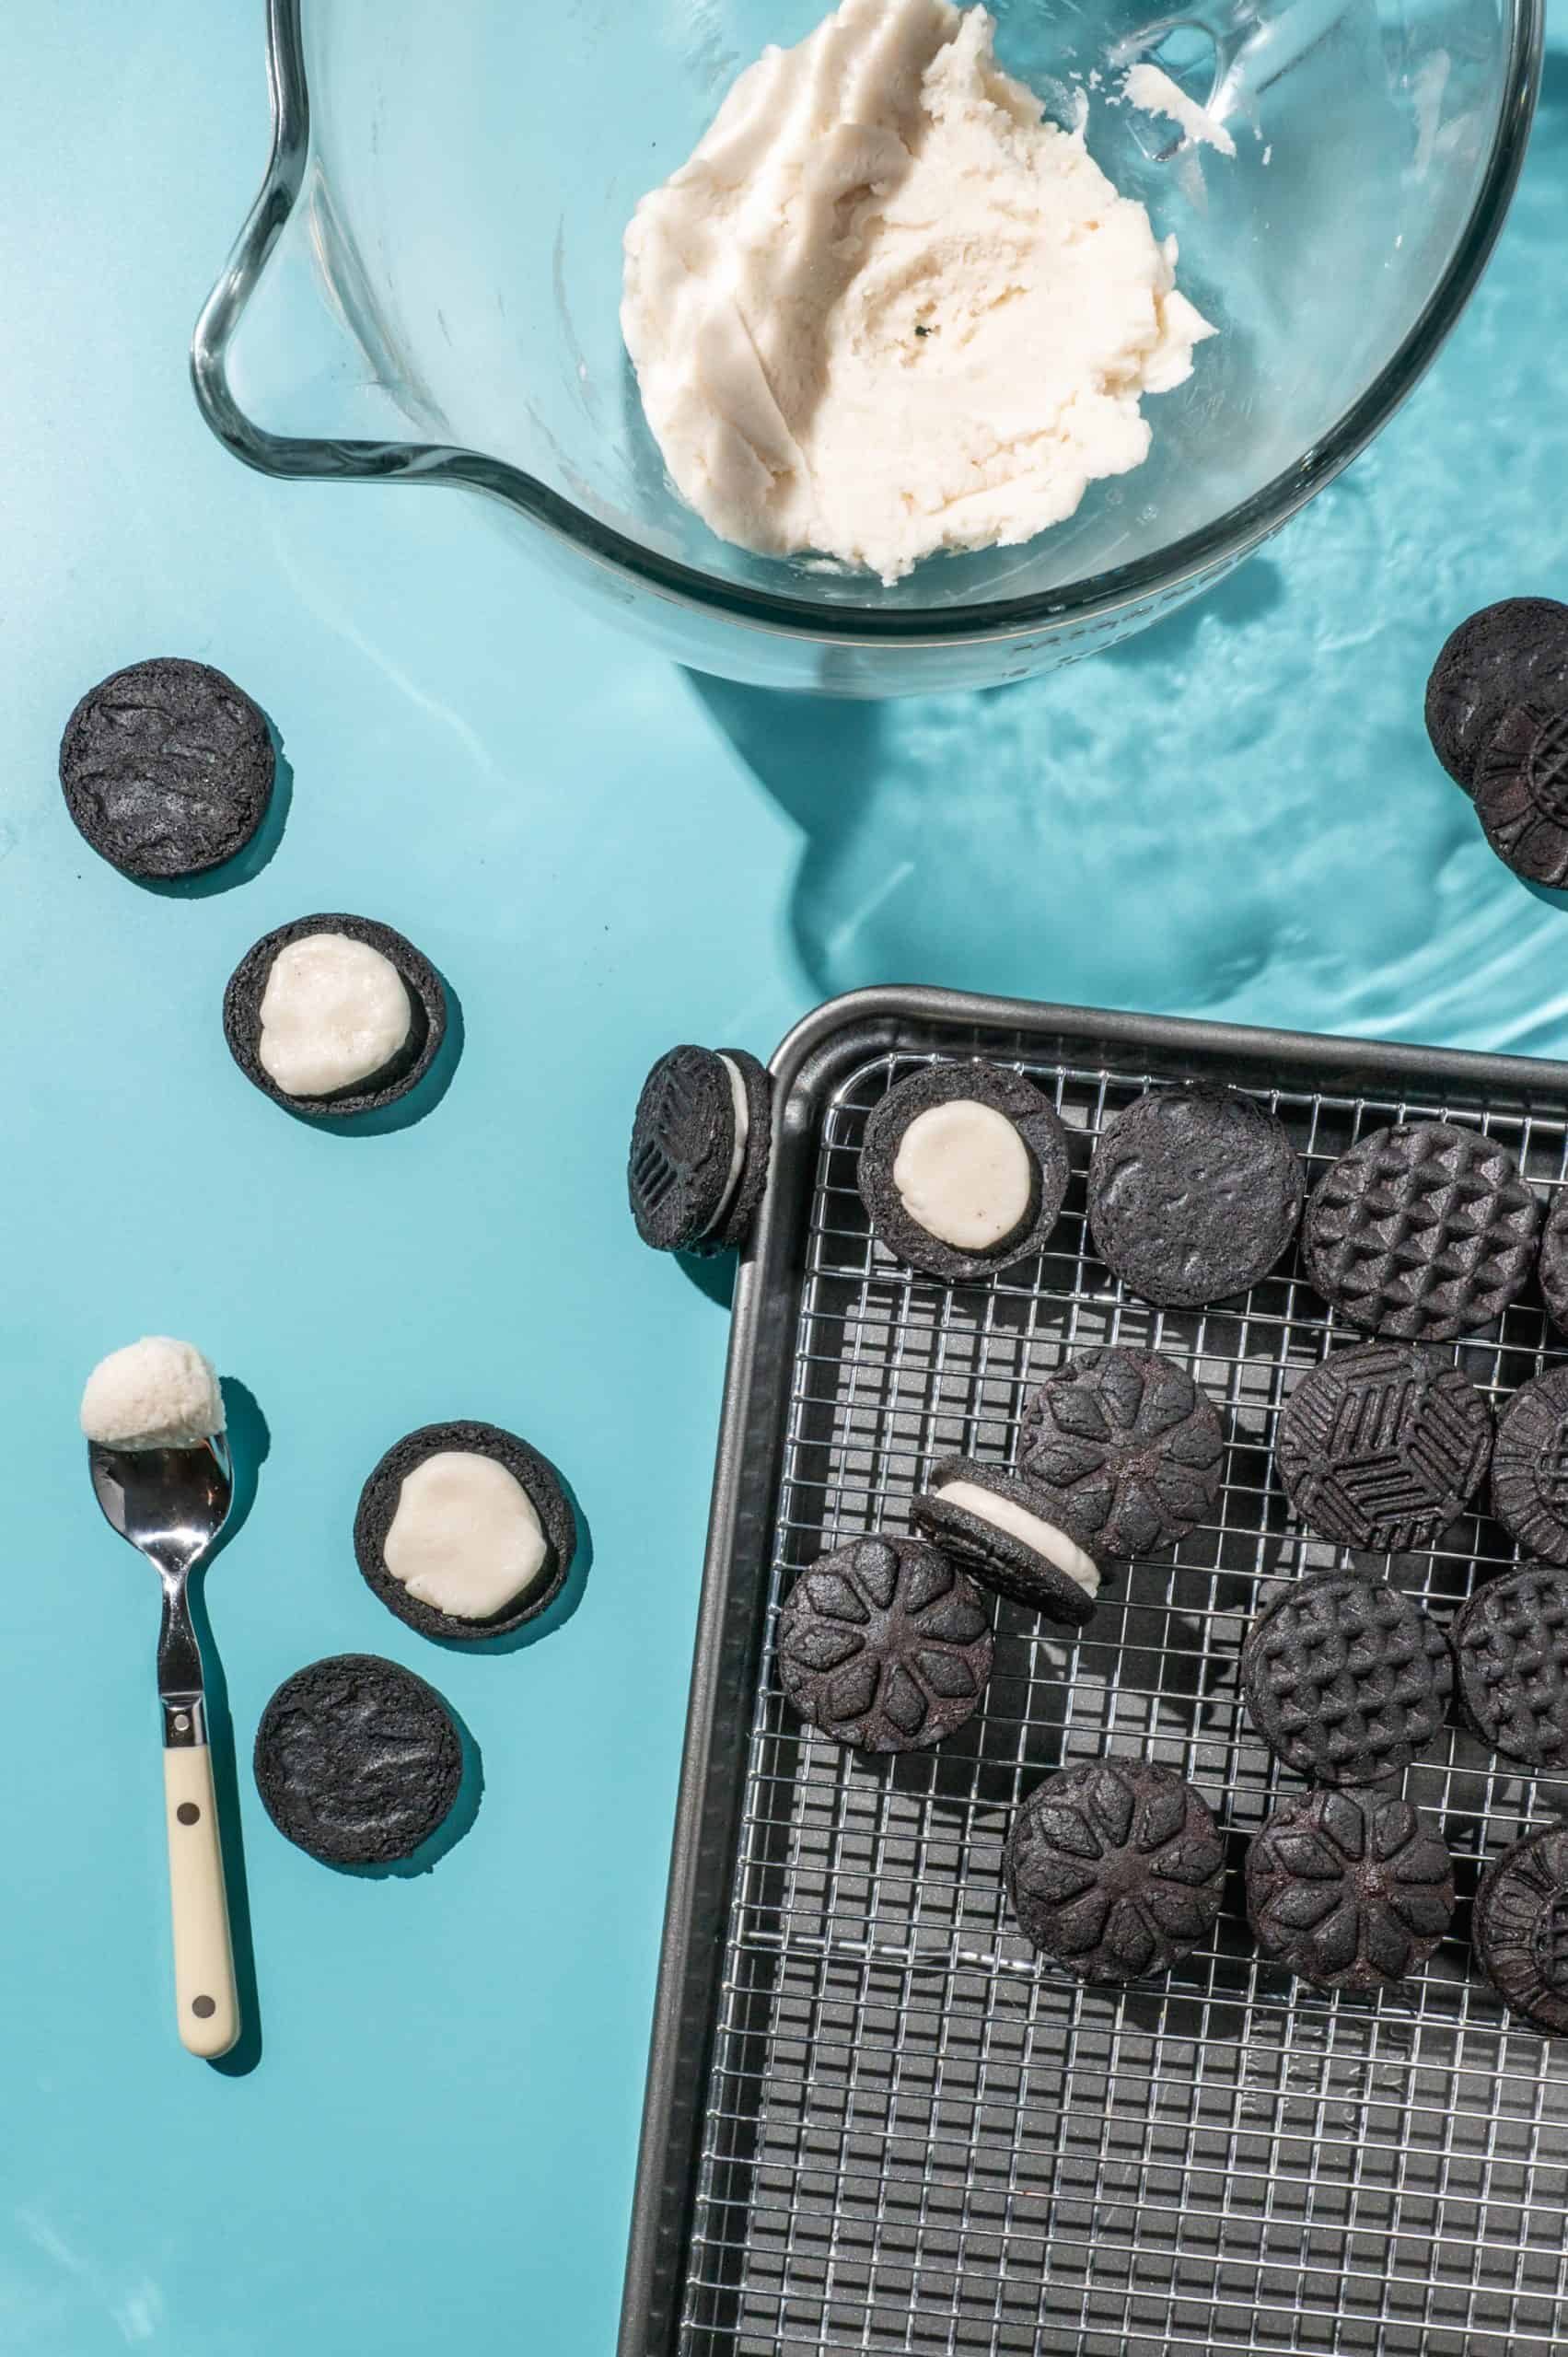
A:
[{"left": 677, "top": 1040, "right": 1568, "bottom": 2357}]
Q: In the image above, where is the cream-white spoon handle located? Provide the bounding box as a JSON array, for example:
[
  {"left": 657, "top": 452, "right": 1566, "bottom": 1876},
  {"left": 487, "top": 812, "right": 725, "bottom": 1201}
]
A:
[{"left": 163, "top": 1743, "right": 239, "bottom": 2059}]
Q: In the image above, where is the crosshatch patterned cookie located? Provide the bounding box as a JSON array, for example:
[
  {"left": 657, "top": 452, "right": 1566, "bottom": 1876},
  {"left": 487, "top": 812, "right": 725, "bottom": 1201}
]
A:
[
  {"left": 1086, "top": 1084, "right": 1305, "bottom": 1309},
  {"left": 1276, "top": 1343, "right": 1493, "bottom": 1554},
  {"left": 1452, "top": 1566, "right": 1568, "bottom": 1770},
  {"left": 1493, "top": 1369, "right": 1568, "bottom": 1565},
  {"left": 776, "top": 1536, "right": 994, "bottom": 1755},
  {"left": 1240, "top": 1571, "right": 1454, "bottom": 1787},
  {"left": 1247, "top": 1788, "right": 1455, "bottom": 1993},
  {"left": 1302, "top": 1120, "right": 1539, "bottom": 1343},
  {"left": 1474, "top": 1825, "right": 1568, "bottom": 2035},
  {"left": 1017, "top": 1347, "right": 1224, "bottom": 1561},
  {"left": 1538, "top": 1196, "right": 1568, "bottom": 1339},
  {"left": 1004, "top": 1759, "right": 1225, "bottom": 1983}
]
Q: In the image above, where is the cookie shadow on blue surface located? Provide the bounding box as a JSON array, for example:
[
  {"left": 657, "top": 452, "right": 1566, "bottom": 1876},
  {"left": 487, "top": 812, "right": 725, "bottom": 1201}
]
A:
[
  {"left": 677, "top": 1249, "right": 738, "bottom": 1311},
  {"left": 288, "top": 965, "right": 466, "bottom": 1139},
  {"left": 331, "top": 1703, "right": 485, "bottom": 1881},
  {"left": 421, "top": 1468, "right": 593, "bottom": 1657},
  {"left": 141, "top": 724, "right": 294, "bottom": 900}
]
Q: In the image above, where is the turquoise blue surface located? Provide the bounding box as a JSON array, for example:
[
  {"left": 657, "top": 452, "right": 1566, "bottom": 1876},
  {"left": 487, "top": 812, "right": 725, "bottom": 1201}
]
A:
[{"left": 4, "top": 7, "right": 1568, "bottom": 2354}]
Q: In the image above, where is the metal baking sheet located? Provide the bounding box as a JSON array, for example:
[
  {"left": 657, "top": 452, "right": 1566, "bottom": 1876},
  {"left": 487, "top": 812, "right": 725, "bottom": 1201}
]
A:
[{"left": 621, "top": 988, "right": 1568, "bottom": 2357}]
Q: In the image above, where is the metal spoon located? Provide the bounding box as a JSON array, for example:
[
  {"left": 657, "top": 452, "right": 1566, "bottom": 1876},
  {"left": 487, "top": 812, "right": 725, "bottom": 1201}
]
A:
[{"left": 89, "top": 1435, "right": 240, "bottom": 2059}]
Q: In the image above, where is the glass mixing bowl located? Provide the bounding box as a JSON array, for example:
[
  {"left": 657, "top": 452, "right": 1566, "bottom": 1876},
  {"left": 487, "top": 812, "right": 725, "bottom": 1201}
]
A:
[{"left": 194, "top": 0, "right": 1540, "bottom": 696}]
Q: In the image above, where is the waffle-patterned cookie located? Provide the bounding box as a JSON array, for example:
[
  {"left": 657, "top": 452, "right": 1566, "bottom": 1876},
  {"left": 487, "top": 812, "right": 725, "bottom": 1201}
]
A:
[
  {"left": 777, "top": 1536, "right": 993, "bottom": 1755},
  {"left": 1005, "top": 1759, "right": 1225, "bottom": 1983},
  {"left": 1017, "top": 1347, "right": 1224, "bottom": 1560},
  {"left": 1240, "top": 1571, "right": 1454, "bottom": 1786},
  {"left": 1475, "top": 1825, "right": 1568, "bottom": 2035},
  {"left": 1452, "top": 1566, "right": 1568, "bottom": 1769},
  {"left": 1539, "top": 1196, "right": 1568, "bottom": 1339},
  {"left": 1276, "top": 1342, "right": 1493, "bottom": 1554},
  {"left": 1302, "top": 1120, "right": 1539, "bottom": 1343},
  {"left": 1473, "top": 701, "right": 1568, "bottom": 888},
  {"left": 1492, "top": 1370, "right": 1568, "bottom": 1564},
  {"left": 1248, "top": 1788, "right": 1455, "bottom": 1993}
]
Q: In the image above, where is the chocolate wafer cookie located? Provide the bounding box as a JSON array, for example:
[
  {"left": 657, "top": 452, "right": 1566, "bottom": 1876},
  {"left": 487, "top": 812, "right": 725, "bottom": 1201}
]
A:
[
  {"left": 1018, "top": 1347, "right": 1224, "bottom": 1561},
  {"left": 1493, "top": 1369, "right": 1568, "bottom": 1564},
  {"left": 1539, "top": 1196, "right": 1568, "bottom": 1338},
  {"left": 59, "top": 656, "right": 276, "bottom": 880},
  {"left": 1452, "top": 1565, "right": 1568, "bottom": 1770},
  {"left": 912, "top": 1457, "right": 1102, "bottom": 1627},
  {"left": 777, "top": 1536, "right": 993, "bottom": 1755},
  {"left": 253, "top": 1654, "right": 466, "bottom": 1869},
  {"left": 628, "top": 1044, "right": 772, "bottom": 1257},
  {"left": 1087, "top": 1084, "right": 1304, "bottom": 1309},
  {"left": 857, "top": 1060, "right": 1071, "bottom": 1283},
  {"left": 1473, "top": 699, "right": 1568, "bottom": 888},
  {"left": 1276, "top": 1343, "right": 1493, "bottom": 1554},
  {"left": 1005, "top": 1759, "right": 1225, "bottom": 1983},
  {"left": 1303, "top": 1120, "right": 1539, "bottom": 1343},
  {"left": 1248, "top": 1788, "right": 1454, "bottom": 1993},
  {"left": 1240, "top": 1570, "right": 1453, "bottom": 1786},
  {"left": 1425, "top": 598, "right": 1568, "bottom": 791},
  {"left": 1475, "top": 1826, "right": 1568, "bottom": 2036}
]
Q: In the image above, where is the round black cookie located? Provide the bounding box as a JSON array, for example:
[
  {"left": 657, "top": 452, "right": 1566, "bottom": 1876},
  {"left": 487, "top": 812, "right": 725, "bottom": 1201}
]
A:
[
  {"left": 1472, "top": 699, "right": 1568, "bottom": 887},
  {"left": 1004, "top": 1759, "right": 1225, "bottom": 1983},
  {"left": 1452, "top": 1565, "right": 1568, "bottom": 1770},
  {"left": 627, "top": 1045, "right": 772, "bottom": 1257},
  {"left": 1017, "top": 1347, "right": 1224, "bottom": 1560},
  {"left": 59, "top": 656, "right": 275, "bottom": 880},
  {"left": 776, "top": 1535, "right": 994, "bottom": 1755},
  {"left": 1087, "top": 1085, "right": 1305, "bottom": 1309},
  {"left": 1493, "top": 1368, "right": 1568, "bottom": 1563},
  {"left": 1541, "top": 1195, "right": 1568, "bottom": 1337},
  {"left": 354, "top": 1421, "right": 576, "bottom": 1642},
  {"left": 253, "top": 1653, "right": 464, "bottom": 1867},
  {"left": 857, "top": 1060, "right": 1071, "bottom": 1283},
  {"left": 1424, "top": 598, "right": 1568, "bottom": 791},
  {"left": 1302, "top": 1120, "right": 1539, "bottom": 1343},
  {"left": 1240, "top": 1570, "right": 1454, "bottom": 1787},
  {"left": 911, "top": 1457, "right": 1101, "bottom": 1629},
  {"left": 223, "top": 912, "right": 447, "bottom": 1120},
  {"left": 1247, "top": 1788, "right": 1454, "bottom": 1994},
  {"left": 1276, "top": 1343, "right": 1493, "bottom": 1553},
  {"left": 1475, "top": 1824, "right": 1568, "bottom": 2034}
]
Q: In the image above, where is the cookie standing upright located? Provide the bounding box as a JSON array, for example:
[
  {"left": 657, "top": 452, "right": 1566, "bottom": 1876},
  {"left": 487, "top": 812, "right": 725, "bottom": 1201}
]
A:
[
  {"left": 1005, "top": 1759, "right": 1225, "bottom": 1983},
  {"left": 1240, "top": 1570, "right": 1453, "bottom": 1787},
  {"left": 1276, "top": 1343, "right": 1493, "bottom": 1553},
  {"left": 1302, "top": 1120, "right": 1539, "bottom": 1342},
  {"left": 1248, "top": 1789, "right": 1454, "bottom": 1993},
  {"left": 1087, "top": 1084, "right": 1305, "bottom": 1308},
  {"left": 776, "top": 1535, "right": 994, "bottom": 1755},
  {"left": 1018, "top": 1346, "right": 1224, "bottom": 1561},
  {"left": 858, "top": 1060, "right": 1071, "bottom": 1283},
  {"left": 628, "top": 1044, "right": 772, "bottom": 1257}
]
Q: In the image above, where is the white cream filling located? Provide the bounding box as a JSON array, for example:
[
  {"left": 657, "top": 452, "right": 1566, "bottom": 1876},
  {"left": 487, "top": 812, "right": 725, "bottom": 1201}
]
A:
[
  {"left": 702, "top": 1055, "right": 751, "bottom": 1237},
  {"left": 893, "top": 1098, "right": 1033, "bottom": 1251},
  {"left": 258, "top": 933, "right": 412, "bottom": 1098},
  {"left": 383, "top": 1450, "right": 549, "bottom": 1621},
  {"left": 937, "top": 1480, "right": 1101, "bottom": 1597},
  {"left": 81, "top": 1337, "right": 226, "bottom": 1451}
]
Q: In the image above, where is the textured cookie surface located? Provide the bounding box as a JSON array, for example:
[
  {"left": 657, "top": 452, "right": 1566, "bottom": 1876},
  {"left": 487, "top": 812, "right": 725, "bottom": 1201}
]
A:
[
  {"left": 1475, "top": 1826, "right": 1568, "bottom": 2035},
  {"left": 1493, "top": 1368, "right": 1568, "bottom": 1565},
  {"left": 223, "top": 913, "right": 447, "bottom": 1120},
  {"left": 59, "top": 656, "right": 275, "bottom": 879},
  {"left": 1538, "top": 1194, "right": 1568, "bottom": 1338},
  {"left": 857, "top": 1060, "right": 1070, "bottom": 1283},
  {"left": 627, "top": 1045, "right": 771, "bottom": 1256},
  {"left": 1452, "top": 1565, "right": 1568, "bottom": 1769},
  {"left": 1277, "top": 1343, "right": 1493, "bottom": 1553},
  {"left": 1248, "top": 1788, "right": 1454, "bottom": 1992},
  {"left": 1240, "top": 1571, "right": 1453, "bottom": 1786},
  {"left": 1005, "top": 1759, "right": 1225, "bottom": 1982},
  {"left": 1087, "top": 1085, "right": 1305, "bottom": 1308},
  {"left": 911, "top": 1457, "right": 1100, "bottom": 1628},
  {"left": 253, "top": 1654, "right": 465, "bottom": 1867},
  {"left": 1303, "top": 1120, "right": 1539, "bottom": 1343},
  {"left": 1425, "top": 598, "right": 1568, "bottom": 790},
  {"left": 777, "top": 1536, "right": 993, "bottom": 1754},
  {"left": 1473, "top": 700, "right": 1568, "bottom": 887},
  {"left": 1018, "top": 1347, "right": 1223, "bottom": 1560},
  {"left": 354, "top": 1420, "right": 575, "bottom": 1642}
]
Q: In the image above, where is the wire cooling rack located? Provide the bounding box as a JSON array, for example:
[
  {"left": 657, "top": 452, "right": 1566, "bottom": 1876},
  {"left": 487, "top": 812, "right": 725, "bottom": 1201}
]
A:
[{"left": 624, "top": 997, "right": 1568, "bottom": 2357}]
